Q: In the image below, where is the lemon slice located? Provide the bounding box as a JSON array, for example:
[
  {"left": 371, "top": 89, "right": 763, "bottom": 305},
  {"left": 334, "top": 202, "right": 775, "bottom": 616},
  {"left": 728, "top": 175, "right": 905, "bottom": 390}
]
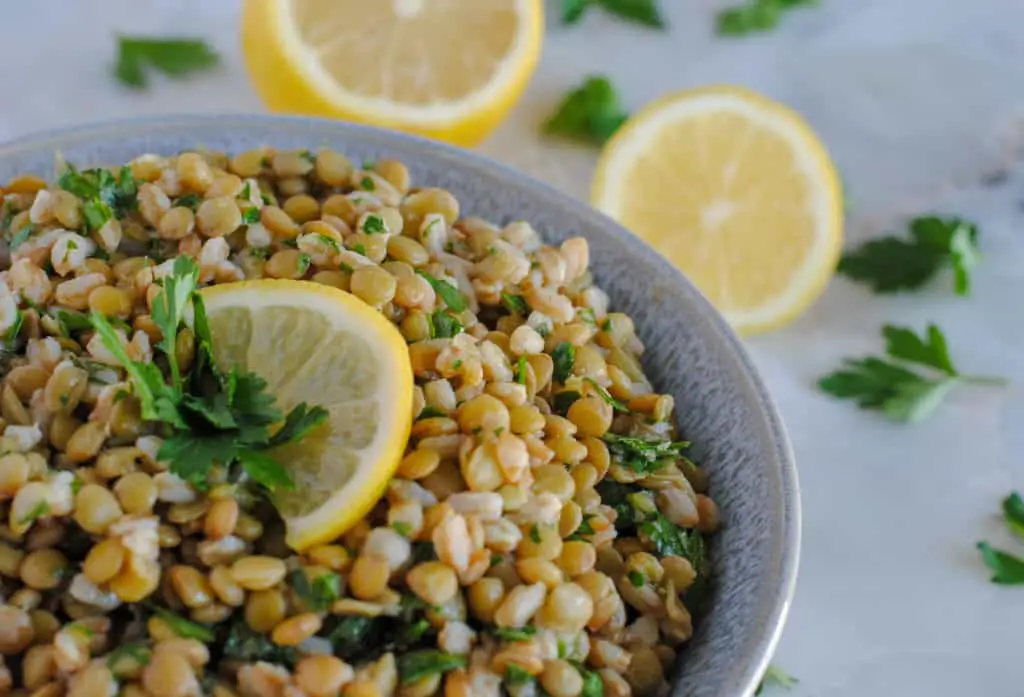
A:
[
  {"left": 591, "top": 86, "right": 843, "bottom": 335},
  {"left": 201, "top": 280, "right": 413, "bottom": 550},
  {"left": 241, "top": 0, "right": 543, "bottom": 146}
]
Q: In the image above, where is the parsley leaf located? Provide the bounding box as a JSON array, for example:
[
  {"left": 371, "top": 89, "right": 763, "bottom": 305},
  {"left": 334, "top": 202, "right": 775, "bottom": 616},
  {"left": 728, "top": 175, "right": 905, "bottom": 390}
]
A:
[
  {"left": 553, "top": 391, "right": 582, "bottom": 416},
  {"left": 238, "top": 449, "right": 297, "bottom": 492},
  {"left": 416, "top": 271, "right": 467, "bottom": 312},
  {"left": 552, "top": 342, "right": 576, "bottom": 383},
  {"left": 819, "top": 324, "right": 1005, "bottom": 422},
  {"left": 363, "top": 214, "right": 386, "bottom": 234},
  {"left": 59, "top": 163, "right": 138, "bottom": 227},
  {"left": 17, "top": 500, "right": 50, "bottom": 526},
  {"left": 603, "top": 433, "right": 689, "bottom": 474},
  {"left": 562, "top": 0, "right": 666, "bottom": 28},
  {"left": 505, "top": 665, "right": 534, "bottom": 685},
  {"left": 639, "top": 512, "right": 706, "bottom": 571},
  {"left": 717, "top": 0, "right": 817, "bottom": 36},
  {"left": 627, "top": 569, "right": 645, "bottom": 587},
  {"left": 580, "top": 667, "right": 605, "bottom": 697},
  {"left": 106, "top": 643, "right": 151, "bottom": 669},
  {"left": 115, "top": 35, "right": 220, "bottom": 89},
  {"left": 545, "top": 76, "right": 629, "bottom": 146},
  {"left": 1002, "top": 491, "right": 1024, "bottom": 538},
  {"left": 976, "top": 541, "right": 1024, "bottom": 586},
  {"left": 755, "top": 664, "right": 799, "bottom": 694},
  {"left": 492, "top": 625, "right": 537, "bottom": 642},
  {"left": 837, "top": 216, "right": 980, "bottom": 296},
  {"left": 176, "top": 193, "right": 203, "bottom": 211},
  {"left": 223, "top": 618, "right": 296, "bottom": 667},
  {"left": 151, "top": 607, "right": 215, "bottom": 642},
  {"left": 500, "top": 292, "right": 530, "bottom": 315},
  {"left": 291, "top": 568, "right": 342, "bottom": 611},
  {"left": 431, "top": 311, "right": 463, "bottom": 339},
  {"left": 397, "top": 650, "right": 467, "bottom": 684},
  {"left": 584, "top": 377, "right": 629, "bottom": 412},
  {"left": 417, "top": 406, "right": 447, "bottom": 421},
  {"left": 515, "top": 355, "right": 528, "bottom": 386},
  {"left": 8, "top": 224, "right": 35, "bottom": 250}
]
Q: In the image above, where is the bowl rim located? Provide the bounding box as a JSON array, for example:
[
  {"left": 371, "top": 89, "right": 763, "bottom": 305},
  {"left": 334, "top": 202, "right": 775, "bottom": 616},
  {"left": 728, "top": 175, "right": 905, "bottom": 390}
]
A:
[{"left": 0, "top": 113, "right": 801, "bottom": 697}]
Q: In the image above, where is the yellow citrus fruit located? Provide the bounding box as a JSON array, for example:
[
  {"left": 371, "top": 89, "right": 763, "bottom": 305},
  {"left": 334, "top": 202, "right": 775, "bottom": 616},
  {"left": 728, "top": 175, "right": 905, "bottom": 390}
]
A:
[
  {"left": 591, "top": 85, "right": 843, "bottom": 335},
  {"left": 201, "top": 280, "right": 413, "bottom": 550},
  {"left": 241, "top": 0, "right": 543, "bottom": 147}
]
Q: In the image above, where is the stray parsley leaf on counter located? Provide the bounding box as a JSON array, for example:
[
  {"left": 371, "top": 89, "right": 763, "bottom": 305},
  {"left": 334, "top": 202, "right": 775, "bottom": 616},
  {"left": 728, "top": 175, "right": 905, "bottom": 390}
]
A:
[
  {"left": 91, "top": 256, "right": 328, "bottom": 492},
  {"left": 818, "top": 324, "right": 1005, "bottom": 423},
  {"left": 115, "top": 35, "right": 220, "bottom": 89},
  {"left": 837, "top": 216, "right": 980, "bottom": 296},
  {"left": 755, "top": 664, "right": 798, "bottom": 694},
  {"left": 1002, "top": 491, "right": 1024, "bottom": 538},
  {"left": 544, "top": 76, "right": 629, "bottom": 146},
  {"left": 717, "top": 0, "right": 817, "bottom": 37},
  {"left": 562, "top": 0, "right": 665, "bottom": 28},
  {"left": 977, "top": 541, "right": 1024, "bottom": 586}
]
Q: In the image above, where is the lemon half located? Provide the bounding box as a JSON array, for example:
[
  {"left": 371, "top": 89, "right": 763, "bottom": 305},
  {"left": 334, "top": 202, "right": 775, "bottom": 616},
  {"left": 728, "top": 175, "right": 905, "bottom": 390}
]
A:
[
  {"left": 592, "top": 86, "right": 844, "bottom": 335},
  {"left": 201, "top": 280, "right": 413, "bottom": 550},
  {"left": 241, "top": 0, "right": 543, "bottom": 146}
]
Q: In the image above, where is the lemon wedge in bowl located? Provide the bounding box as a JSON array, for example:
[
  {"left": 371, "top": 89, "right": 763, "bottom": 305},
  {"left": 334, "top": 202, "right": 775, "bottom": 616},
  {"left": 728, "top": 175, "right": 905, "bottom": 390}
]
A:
[
  {"left": 241, "top": 0, "right": 543, "bottom": 146},
  {"left": 201, "top": 280, "right": 413, "bottom": 550},
  {"left": 592, "top": 85, "right": 843, "bottom": 335}
]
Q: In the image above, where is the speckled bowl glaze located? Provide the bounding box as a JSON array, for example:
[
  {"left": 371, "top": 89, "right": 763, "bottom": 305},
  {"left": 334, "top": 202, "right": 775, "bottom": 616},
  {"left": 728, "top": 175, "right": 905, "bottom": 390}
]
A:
[{"left": 0, "top": 115, "right": 800, "bottom": 697}]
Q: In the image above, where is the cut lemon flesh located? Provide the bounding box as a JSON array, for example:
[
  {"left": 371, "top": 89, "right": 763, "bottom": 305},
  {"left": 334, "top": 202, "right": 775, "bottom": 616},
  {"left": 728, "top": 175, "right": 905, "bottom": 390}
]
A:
[
  {"left": 241, "top": 0, "right": 543, "bottom": 146},
  {"left": 201, "top": 280, "right": 413, "bottom": 550},
  {"left": 592, "top": 86, "right": 843, "bottom": 335}
]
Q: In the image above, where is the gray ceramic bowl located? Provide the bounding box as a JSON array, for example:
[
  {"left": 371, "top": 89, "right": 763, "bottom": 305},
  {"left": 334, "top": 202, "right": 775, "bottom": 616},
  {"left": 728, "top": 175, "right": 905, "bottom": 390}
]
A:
[{"left": 0, "top": 115, "right": 799, "bottom": 697}]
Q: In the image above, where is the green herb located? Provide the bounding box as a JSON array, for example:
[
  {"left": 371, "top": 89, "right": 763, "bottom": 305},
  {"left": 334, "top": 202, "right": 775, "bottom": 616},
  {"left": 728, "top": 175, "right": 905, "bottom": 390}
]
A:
[
  {"left": 574, "top": 514, "right": 598, "bottom": 537},
  {"left": 603, "top": 433, "right": 690, "bottom": 474},
  {"left": 176, "top": 193, "right": 202, "bottom": 211},
  {"left": 492, "top": 625, "right": 537, "bottom": 642},
  {"left": 583, "top": 377, "right": 629, "bottom": 412},
  {"left": 431, "top": 311, "right": 463, "bottom": 339},
  {"left": 530, "top": 524, "right": 542, "bottom": 544},
  {"left": 501, "top": 292, "right": 530, "bottom": 315},
  {"left": 837, "top": 216, "right": 980, "bottom": 296},
  {"left": 417, "top": 406, "right": 447, "bottom": 420},
  {"left": 818, "top": 324, "right": 1005, "bottom": 423},
  {"left": 114, "top": 35, "right": 220, "bottom": 89},
  {"left": 91, "top": 256, "right": 328, "bottom": 491},
  {"left": 362, "top": 160, "right": 376, "bottom": 170},
  {"left": 577, "top": 308, "right": 597, "bottom": 326},
  {"left": 251, "top": 247, "right": 270, "bottom": 260},
  {"left": 545, "top": 76, "right": 629, "bottom": 146},
  {"left": 17, "top": 500, "right": 49, "bottom": 526},
  {"left": 717, "top": 0, "right": 817, "bottom": 36},
  {"left": 397, "top": 650, "right": 467, "bottom": 684},
  {"left": 552, "top": 342, "right": 576, "bottom": 383},
  {"left": 223, "top": 618, "right": 296, "bottom": 666},
  {"left": 363, "top": 214, "right": 387, "bottom": 234},
  {"left": 977, "top": 541, "right": 1024, "bottom": 585},
  {"left": 411, "top": 542, "right": 437, "bottom": 565},
  {"left": 562, "top": 0, "right": 666, "bottom": 28},
  {"left": 54, "top": 309, "right": 95, "bottom": 337},
  {"left": 106, "top": 643, "right": 151, "bottom": 669},
  {"left": 515, "top": 355, "right": 528, "bottom": 386},
  {"left": 553, "top": 390, "right": 582, "bottom": 415},
  {"left": 579, "top": 667, "right": 605, "bottom": 697},
  {"left": 315, "top": 234, "right": 341, "bottom": 252},
  {"left": 755, "top": 664, "right": 798, "bottom": 694},
  {"left": 300, "top": 150, "right": 317, "bottom": 164},
  {"left": 504, "top": 665, "right": 534, "bottom": 685},
  {"left": 241, "top": 207, "right": 261, "bottom": 224},
  {"left": 452, "top": 359, "right": 463, "bottom": 370},
  {"left": 639, "top": 512, "right": 706, "bottom": 572},
  {"left": 296, "top": 253, "right": 312, "bottom": 275},
  {"left": 59, "top": 163, "right": 138, "bottom": 226},
  {"left": 3, "top": 310, "right": 23, "bottom": 346},
  {"left": 490, "top": 553, "right": 503, "bottom": 567},
  {"left": 360, "top": 176, "right": 376, "bottom": 191},
  {"left": 1003, "top": 491, "right": 1024, "bottom": 538},
  {"left": 151, "top": 607, "right": 215, "bottom": 642},
  {"left": 353, "top": 243, "right": 367, "bottom": 257},
  {"left": 627, "top": 569, "right": 645, "bottom": 587},
  {"left": 327, "top": 616, "right": 377, "bottom": 659},
  {"left": 417, "top": 270, "right": 468, "bottom": 312},
  {"left": 8, "top": 224, "right": 35, "bottom": 250},
  {"left": 291, "top": 568, "right": 342, "bottom": 611},
  {"left": 392, "top": 521, "right": 413, "bottom": 537},
  {"left": 240, "top": 182, "right": 252, "bottom": 199}
]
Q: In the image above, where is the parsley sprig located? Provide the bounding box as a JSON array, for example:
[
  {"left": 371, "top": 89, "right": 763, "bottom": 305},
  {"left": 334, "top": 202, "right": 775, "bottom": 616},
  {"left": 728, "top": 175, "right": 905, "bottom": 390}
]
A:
[
  {"left": 91, "top": 256, "right": 327, "bottom": 492},
  {"left": 717, "top": 0, "right": 817, "bottom": 36},
  {"left": 604, "top": 433, "right": 691, "bottom": 474},
  {"left": 976, "top": 491, "right": 1024, "bottom": 586},
  {"left": 115, "top": 35, "right": 220, "bottom": 89},
  {"left": 544, "top": 76, "right": 630, "bottom": 146},
  {"left": 838, "top": 216, "right": 980, "bottom": 296},
  {"left": 58, "top": 163, "right": 138, "bottom": 231},
  {"left": 562, "top": 0, "right": 666, "bottom": 28},
  {"left": 818, "top": 324, "right": 1005, "bottom": 423}
]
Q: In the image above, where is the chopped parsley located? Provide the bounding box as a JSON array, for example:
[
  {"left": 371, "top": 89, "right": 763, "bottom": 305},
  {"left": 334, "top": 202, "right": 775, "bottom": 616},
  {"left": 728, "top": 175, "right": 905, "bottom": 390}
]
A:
[
  {"left": 363, "top": 214, "right": 386, "bottom": 234},
  {"left": 417, "top": 270, "right": 468, "bottom": 312},
  {"left": 551, "top": 342, "right": 576, "bottom": 383},
  {"left": 501, "top": 292, "right": 530, "bottom": 315}
]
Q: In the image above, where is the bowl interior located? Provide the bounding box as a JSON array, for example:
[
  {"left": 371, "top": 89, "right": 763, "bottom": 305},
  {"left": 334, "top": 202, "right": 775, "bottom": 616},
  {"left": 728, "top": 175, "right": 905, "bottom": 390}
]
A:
[{"left": 0, "top": 115, "right": 799, "bottom": 697}]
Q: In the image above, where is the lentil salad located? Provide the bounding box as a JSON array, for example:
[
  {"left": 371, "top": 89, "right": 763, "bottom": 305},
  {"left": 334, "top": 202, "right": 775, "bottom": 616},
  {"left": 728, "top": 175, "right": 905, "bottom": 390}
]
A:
[{"left": 0, "top": 147, "right": 719, "bottom": 697}]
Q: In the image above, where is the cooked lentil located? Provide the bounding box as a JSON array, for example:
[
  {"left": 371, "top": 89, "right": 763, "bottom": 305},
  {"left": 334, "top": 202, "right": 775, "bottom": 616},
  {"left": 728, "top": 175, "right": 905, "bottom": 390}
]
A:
[{"left": 0, "top": 148, "right": 718, "bottom": 697}]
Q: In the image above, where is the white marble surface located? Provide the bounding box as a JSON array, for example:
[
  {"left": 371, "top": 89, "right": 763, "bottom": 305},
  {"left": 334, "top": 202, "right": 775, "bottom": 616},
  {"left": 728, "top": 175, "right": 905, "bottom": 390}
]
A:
[{"left": 3, "top": 1, "right": 1024, "bottom": 694}]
